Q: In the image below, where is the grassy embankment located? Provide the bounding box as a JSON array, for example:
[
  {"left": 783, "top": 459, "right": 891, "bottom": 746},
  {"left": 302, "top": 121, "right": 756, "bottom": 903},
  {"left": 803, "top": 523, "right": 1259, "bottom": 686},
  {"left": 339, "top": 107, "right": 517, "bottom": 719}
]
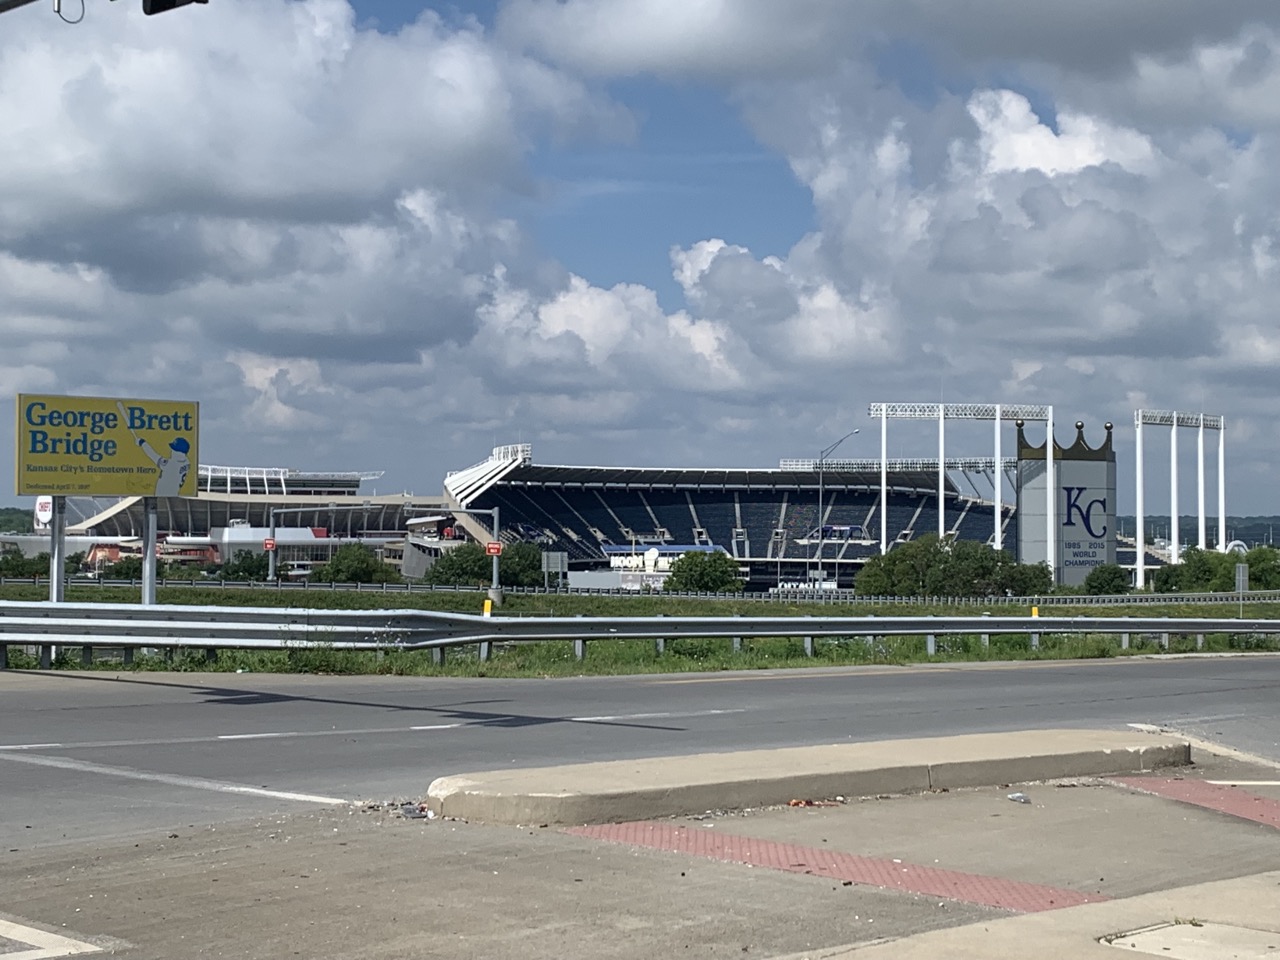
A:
[{"left": 1, "top": 583, "right": 1277, "bottom": 677}]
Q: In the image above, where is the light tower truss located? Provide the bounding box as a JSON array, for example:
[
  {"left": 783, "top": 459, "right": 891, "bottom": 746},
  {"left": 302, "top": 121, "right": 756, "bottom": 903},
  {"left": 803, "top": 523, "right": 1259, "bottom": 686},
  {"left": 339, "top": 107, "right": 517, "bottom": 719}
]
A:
[
  {"left": 868, "top": 403, "right": 1050, "bottom": 421},
  {"left": 868, "top": 402, "right": 1055, "bottom": 573},
  {"left": 780, "top": 457, "right": 1018, "bottom": 472},
  {"left": 1133, "top": 409, "right": 1226, "bottom": 589}
]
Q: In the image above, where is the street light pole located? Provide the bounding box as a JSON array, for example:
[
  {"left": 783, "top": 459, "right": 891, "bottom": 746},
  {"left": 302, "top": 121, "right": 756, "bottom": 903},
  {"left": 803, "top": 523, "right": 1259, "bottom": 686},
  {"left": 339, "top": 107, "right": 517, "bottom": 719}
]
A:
[
  {"left": 416, "top": 505, "right": 503, "bottom": 599},
  {"left": 817, "top": 429, "right": 859, "bottom": 587}
]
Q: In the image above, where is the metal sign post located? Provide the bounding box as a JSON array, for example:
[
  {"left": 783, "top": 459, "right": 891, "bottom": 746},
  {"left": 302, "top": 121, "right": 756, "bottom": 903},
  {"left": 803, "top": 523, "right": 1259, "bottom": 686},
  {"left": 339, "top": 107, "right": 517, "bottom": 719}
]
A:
[
  {"left": 141, "top": 497, "right": 158, "bottom": 605},
  {"left": 417, "top": 505, "right": 502, "bottom": 604},
  {"left": 47, "top": 496, "right": 66, "bottom": 604},
  {"left": 541, "top": 550, "right": 568, "bottom": 589}
]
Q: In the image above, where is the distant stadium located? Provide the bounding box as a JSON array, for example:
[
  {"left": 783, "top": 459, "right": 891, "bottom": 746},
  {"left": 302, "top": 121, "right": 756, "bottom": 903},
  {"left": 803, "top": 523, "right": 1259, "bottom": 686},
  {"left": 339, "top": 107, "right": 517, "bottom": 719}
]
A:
[
  {"left": 2, "top": 464, "right": 450, "bottom": 577},
  {"left": 4, "top": 398, "right": 1210, "bottom": 588},
  {"left": 443, "top": 443, "right": 1013, "bottom": 590}
]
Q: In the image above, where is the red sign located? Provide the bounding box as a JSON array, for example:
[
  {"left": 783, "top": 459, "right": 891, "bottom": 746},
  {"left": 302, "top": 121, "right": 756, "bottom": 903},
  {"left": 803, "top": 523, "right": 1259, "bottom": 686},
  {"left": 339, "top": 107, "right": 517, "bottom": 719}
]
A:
[
  {"left": 485, "top": 541, "right": 503, "bottom": 556},
  {"left": 263, "top": 538, "right": 276, "bottom": 552}
]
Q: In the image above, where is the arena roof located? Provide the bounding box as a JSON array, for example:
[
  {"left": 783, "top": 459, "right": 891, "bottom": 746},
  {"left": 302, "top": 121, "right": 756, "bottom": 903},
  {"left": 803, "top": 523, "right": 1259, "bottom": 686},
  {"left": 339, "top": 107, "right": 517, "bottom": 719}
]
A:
[
  {"left": 498, "top": 462, "right": 953, "bottom": 491},
  {"left": 444, "top": 444, "right": 965, "bottom": 507}
]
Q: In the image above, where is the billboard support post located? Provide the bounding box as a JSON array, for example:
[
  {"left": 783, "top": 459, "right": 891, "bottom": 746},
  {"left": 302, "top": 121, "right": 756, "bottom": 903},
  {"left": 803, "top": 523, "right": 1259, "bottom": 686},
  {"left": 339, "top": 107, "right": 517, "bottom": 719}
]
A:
[
  {"left": 48, "top": 496, "right": 66, "bottom": 604},
  {"left": 268, "top": 508, "right": 278, "bottom": 582},
  {"left": 489, "top": 506, "right": 501, "bottom": 604},
  {"left": 142, "top": 497, "right": 158, "bottom": 605}
]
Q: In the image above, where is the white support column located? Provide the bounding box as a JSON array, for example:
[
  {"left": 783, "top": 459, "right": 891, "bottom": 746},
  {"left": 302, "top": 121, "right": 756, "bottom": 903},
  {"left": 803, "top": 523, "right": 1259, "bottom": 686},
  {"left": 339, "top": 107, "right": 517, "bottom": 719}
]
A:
[
  {"left": 1170, "top": 415, "right": 1180, "bottom": 562},
  {"left": 1195, "top": 415, "right": 1205, "bottom": 549},
  {"left": 48, "top": 496, "right": 66, "bottom": 604},
  {"left": 1045, "top": 407, "right": 1055, "bottom": 582},
  {"left": 1135, "top": 416, "right": 1145, "bottom": 589},
  {"left": 938, "top": 405, "right": 946, "bottom": 540},
  {"left": 142, "top": 497, "right": 158, "bottom": 606},
  {"left": 1217, "top": 418, "right": 1227, "bottom": 552},
  {"left": 880, "top": 406, "right": 888, "bottom": 555},
  {"left": 994, "top": 404, "right": 1002, "bottom": 551}
]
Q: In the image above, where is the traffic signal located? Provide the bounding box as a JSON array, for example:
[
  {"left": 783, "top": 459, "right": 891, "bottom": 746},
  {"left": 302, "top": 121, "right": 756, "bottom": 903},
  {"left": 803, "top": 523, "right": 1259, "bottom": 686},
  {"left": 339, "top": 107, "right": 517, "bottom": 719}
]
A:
[{"left": 143, "top": 0, "right": 208, "bottom": 14}]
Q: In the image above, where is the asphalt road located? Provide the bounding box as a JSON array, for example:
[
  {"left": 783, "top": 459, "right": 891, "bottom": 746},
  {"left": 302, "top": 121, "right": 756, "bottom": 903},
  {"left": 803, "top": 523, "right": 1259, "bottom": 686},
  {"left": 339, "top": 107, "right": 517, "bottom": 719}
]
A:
[{"left": 2, "top": 655, "right": 1279, "bottom": 848}]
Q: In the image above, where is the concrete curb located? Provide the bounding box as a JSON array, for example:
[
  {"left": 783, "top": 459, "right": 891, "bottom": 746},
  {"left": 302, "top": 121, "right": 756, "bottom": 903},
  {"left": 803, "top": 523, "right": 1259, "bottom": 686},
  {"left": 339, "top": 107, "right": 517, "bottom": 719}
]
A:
[{"left": 426, "top": 729, "right": 1190, "bottom": 825}]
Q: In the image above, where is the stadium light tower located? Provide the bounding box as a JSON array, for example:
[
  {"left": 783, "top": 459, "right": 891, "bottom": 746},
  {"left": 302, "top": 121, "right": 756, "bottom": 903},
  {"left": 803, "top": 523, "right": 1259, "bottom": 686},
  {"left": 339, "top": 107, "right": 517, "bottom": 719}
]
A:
[
  {"left": 143, "top": 0, "right": 207, "bottom": 13},
  {"left": 0, "top": 0, "right": 209, "bottom": 15},
  {"left": 816, "top": 429, "right": 858, "bottom": 587}
]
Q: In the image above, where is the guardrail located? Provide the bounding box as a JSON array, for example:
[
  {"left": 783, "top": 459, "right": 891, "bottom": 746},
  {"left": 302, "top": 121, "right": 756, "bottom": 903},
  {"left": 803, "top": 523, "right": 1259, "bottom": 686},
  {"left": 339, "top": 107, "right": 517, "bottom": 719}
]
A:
[
  {"left": 4, "top": 577, "right": 1280, "bottom": 608},
  {"left": 2, "top": 598, "right": 1278, "bottom": 670}
]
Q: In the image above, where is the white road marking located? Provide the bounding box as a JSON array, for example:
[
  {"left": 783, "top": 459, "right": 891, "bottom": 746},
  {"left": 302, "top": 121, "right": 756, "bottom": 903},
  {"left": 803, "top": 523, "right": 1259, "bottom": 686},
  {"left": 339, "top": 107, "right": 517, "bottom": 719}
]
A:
[
  {"left": 0, "top": 743, "right": 64, "bottom": 751},
  {"left": 1206, "top": 780, "right": 1280, "bottom": 787},
  {"left": 1126, "top": 723, "right": 1164, "bottom": 733},
  {"left": 0, "top": 752, "right": 347, "bottom": 805},
  {"left": 0, "top": 918, "right": 100, "bottom": 959},
  {"left": 569, "top": 708, "right": 746, "bottom": 722},
  {"left": 0, "top": 708, "right": 743, "bottom": 753}
]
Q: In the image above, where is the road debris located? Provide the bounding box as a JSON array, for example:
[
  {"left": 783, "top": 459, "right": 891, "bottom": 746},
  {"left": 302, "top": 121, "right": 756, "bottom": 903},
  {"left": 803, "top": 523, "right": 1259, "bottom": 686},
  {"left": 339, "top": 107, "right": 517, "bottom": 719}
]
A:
[{"left": 1006, "top": 792, "right": 1032, "bottom": 804}]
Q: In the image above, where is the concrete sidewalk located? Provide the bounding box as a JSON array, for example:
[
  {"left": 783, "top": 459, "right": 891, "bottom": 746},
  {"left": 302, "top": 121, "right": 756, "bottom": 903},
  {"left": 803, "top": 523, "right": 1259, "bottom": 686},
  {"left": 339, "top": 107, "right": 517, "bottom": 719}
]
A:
[
  {"left": 427, "top": 728, "right": 1191, "bottom": 824},
  {"left": 768, "top": 871, "right": 1280, "bottom": 959},
  {"left": 3, "top": 731, "right": 1278, "bottom": 960}
]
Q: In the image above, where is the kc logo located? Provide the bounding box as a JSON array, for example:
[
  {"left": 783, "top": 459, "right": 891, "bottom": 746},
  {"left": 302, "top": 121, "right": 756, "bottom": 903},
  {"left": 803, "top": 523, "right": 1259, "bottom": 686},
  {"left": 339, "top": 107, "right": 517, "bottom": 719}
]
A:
[{"left": 1063, "top": 487, "right": 1108, "bottom": 539}]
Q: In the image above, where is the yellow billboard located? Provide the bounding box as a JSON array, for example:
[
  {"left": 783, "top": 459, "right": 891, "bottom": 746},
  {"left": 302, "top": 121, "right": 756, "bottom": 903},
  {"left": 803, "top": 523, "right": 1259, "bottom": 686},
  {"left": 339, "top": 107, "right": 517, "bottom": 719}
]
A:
[{"left": 15, "top": 394, "right": 200, "bottom": 497}]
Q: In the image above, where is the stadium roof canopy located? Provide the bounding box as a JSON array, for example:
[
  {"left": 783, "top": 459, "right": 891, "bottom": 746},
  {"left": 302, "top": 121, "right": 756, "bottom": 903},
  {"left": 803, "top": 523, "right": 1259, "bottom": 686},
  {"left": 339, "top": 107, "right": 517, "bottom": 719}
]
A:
[
  {"left": 500, "top": 462, "right": 947, "bottom": 490},
  {"left": 445, "top": 444, "right": 969, "bottom": 506}
]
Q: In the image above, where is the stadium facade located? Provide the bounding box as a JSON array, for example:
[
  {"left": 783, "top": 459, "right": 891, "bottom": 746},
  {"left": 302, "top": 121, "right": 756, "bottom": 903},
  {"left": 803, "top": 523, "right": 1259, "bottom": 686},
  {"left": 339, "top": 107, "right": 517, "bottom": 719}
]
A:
[
  {"left": 2, "top": 463, "right": 451, "bottom": 575},
  {"left": 443, "top": 443, "right": 1016, "bottom": 589},
  {"left": 4, "top": 413, "right": 1173, "bottom": 587}
]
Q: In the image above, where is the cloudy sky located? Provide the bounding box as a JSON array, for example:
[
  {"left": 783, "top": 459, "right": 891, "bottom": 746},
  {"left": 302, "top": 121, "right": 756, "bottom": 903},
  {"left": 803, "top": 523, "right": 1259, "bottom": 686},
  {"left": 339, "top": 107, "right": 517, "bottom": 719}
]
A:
[{"left": 2, "top": 0, "right": 1279, "bottom": 513}]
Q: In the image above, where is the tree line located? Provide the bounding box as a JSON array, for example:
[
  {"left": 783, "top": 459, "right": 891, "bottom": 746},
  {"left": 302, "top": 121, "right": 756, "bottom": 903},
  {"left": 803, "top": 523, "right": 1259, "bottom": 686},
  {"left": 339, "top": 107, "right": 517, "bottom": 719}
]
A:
[{"left": 7, "top": 534, "right": 1280, "bottom": 596}]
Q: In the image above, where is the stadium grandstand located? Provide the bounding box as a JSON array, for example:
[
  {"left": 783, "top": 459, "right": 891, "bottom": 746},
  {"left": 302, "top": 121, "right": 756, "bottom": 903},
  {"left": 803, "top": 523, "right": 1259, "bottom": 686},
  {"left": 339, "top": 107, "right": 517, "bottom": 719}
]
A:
[
  {"left": 1, "top": 437, "right": 1171, "bottom": 586},
  {"left": 442, "top": 444, "right": 1018, "bottom": 589},
  {"left": 1, "top": 463, "right": 451, "bottom": 576}
]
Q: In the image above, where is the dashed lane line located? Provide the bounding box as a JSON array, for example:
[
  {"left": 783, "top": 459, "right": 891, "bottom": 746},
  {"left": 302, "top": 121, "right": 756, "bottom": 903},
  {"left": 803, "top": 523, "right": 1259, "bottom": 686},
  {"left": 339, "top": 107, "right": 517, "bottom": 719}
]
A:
[{"left": 0, "top": 708, "right": 746, "bottom": 753}]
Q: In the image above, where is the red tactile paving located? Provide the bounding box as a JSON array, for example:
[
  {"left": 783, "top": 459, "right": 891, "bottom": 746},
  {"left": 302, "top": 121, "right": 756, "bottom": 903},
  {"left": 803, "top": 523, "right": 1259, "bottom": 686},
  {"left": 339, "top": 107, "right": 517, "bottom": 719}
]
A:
[
  {"left": 566, "top": 822, "right": 1106, "bottom": 913},
  {"left": 1112, "top": 777, "right": 1280, "bottom": 830}
]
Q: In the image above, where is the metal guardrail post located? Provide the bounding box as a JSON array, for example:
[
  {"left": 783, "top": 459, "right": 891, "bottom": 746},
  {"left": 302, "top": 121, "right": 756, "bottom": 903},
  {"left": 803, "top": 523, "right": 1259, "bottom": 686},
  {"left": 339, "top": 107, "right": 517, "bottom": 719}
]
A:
[
  {"left": 804, "top": 636, "right": 814, "bottom": 657},
  {"left": 1196, "top": 634, "right": 1205, "bottom": 650},
  {"left": 39, "top": 645, "right": 52, "bottom": 669},
  {"left": 0, "top": 644, "right": 7, "bottom": 670},
  {"left": 478, "top": 641, "right": 492, "bottom": 662},
  {"left": 1121, "top": 633, "right": 1130, "bottom": 649},
  {"left": 926, "top": 634, "right": 937, "bottom": 656},
  {"left": 654, "top": 638, "right": 665, "bottom": 655},
  {"left": 1161, "top": 633, "right": 1170, "bottom": 649},
  {"left": 123, "top": 648, "right": 134, "bottom": 666},
  {"left": 574, "top": 639, "right": 586, "bottom": 661},
  {"left": 431, "top": 647, "right": 446, "bottom": 667},
  {"left": 81, "top": 646, "right": 92, "bottom": 667}
]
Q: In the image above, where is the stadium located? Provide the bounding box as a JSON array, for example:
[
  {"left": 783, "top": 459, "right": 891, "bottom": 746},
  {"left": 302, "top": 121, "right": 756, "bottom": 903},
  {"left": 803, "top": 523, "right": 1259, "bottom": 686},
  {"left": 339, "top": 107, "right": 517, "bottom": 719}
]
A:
[
  {"left": 4, "top": 400, "right": 1218, "bottom": 588},
  {"left": 2, "top": 464, "right": 452, "bottom": 577},
  {"left": 441, "top": 443, "right": 1013, "bottom": 589}
]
